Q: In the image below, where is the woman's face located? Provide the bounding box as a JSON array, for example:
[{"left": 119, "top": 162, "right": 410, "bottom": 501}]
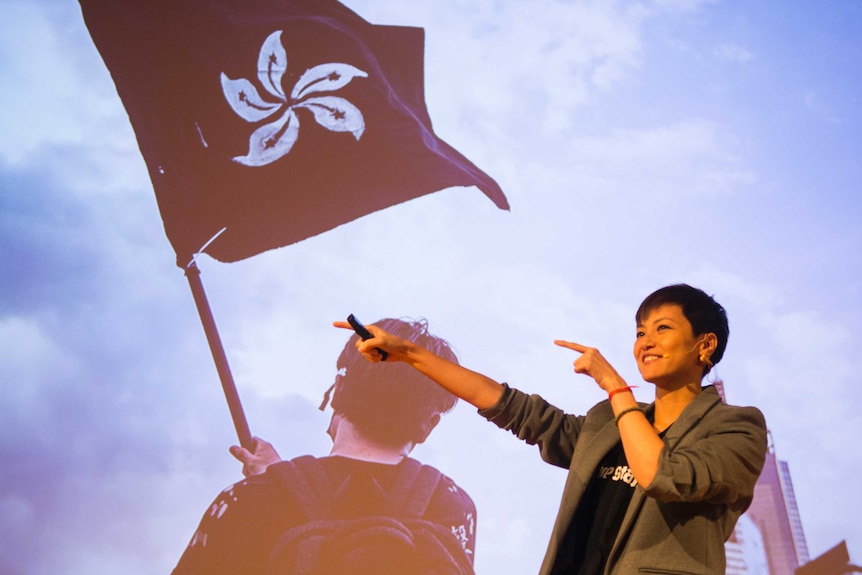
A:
[{"left": 633, "top": 304, "right": 708, "bottom": 386}]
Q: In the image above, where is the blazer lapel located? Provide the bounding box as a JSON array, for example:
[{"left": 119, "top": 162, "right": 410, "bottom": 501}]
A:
[
  {"left": 662, "top": 385, "right": 722, "bottom": 450},
  {"left": 608, "top": 387, "right": 723, "bottom": 565}
]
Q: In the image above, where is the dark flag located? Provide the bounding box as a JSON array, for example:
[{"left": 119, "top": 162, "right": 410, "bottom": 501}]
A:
[{"left": 78, "top": 0, "right": 509, "bottom": 266}]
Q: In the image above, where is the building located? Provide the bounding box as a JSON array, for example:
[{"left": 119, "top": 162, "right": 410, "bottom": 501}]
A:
[
  {"left": 745, "top": 437, "right": 810, "bottom": 575},
  {"left": 726, "top": 514, "right": 771, "bottom": 575},
  {"left": 717, "top": 379, "right": 810, "bottom": 575}
]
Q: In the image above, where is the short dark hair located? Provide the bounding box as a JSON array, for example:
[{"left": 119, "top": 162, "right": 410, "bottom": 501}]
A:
[
  {"left": 635, "top": 284, "right": 729, "bottom": 375},
  {"left": 330, "top": 318, "right": 458, "bottom": 447}
]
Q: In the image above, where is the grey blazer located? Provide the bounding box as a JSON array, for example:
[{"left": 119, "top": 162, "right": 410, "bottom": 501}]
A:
[{"left": 479, "top": 385, "right": 767, "bottom": 575}]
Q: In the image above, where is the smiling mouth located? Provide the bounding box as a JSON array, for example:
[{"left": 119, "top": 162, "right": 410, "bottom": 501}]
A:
[{"left": 642, "top": 354, "right": 663, "bottom": 363}]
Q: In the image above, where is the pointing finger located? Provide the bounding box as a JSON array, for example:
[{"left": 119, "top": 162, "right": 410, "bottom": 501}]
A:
[{"left": 554, "top": 340, "right": 588, "bottom": 353}]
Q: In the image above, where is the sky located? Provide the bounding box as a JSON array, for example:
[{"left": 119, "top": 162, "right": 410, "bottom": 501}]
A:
[{"left": 1, "top": 0, "right": 861, "bottom": 574}]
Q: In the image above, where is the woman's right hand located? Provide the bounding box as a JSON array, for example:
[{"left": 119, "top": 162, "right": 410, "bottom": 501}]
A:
[
  {"left": 332, "top": 321, "right": 412, "bottom": 363},
  {"left": 333, "top": 319, "right": 505, "bottom": 409}
]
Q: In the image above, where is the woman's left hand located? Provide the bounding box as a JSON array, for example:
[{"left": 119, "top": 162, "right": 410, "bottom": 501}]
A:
[{"left": 554, "top": 340, "right": 627, "bottom": 393}]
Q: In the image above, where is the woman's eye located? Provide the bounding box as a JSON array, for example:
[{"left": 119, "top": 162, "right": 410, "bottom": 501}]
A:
[
  {"left": 636, "top": 331, "right": 644, "bottom": 337},
  {"left": 657, "top": 325, "right": 669, "bottom": 331}
]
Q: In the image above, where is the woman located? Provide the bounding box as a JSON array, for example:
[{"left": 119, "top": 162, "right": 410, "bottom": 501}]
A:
[{"left": 335, "top": 284, "right": 768, "bottom": 575}]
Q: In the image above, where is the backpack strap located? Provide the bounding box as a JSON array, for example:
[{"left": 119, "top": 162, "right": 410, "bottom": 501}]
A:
[
  {"left": 267, "top": 455, "right": 335, "bottom": 521},
  {"left": 268, "top": 456, "right": 444, "bottom": 521},
  {"left": 291, "top": 455, "right": 338, "bottom": 509},
  {"left": 387, "top": 458, "right": 444, "bottom": 518}
]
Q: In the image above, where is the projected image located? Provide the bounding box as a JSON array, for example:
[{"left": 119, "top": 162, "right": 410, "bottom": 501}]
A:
[{"left": 1, "top": 1, "right": 860, "bottom": 575}]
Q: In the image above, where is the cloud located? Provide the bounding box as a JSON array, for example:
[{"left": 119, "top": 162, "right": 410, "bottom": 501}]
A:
[
  {"left": 649, "top": 0, "right": 717, "bottom": 12},
  {"left": 0, "top": 151, "right": 238, "bottom": 575},
  {"left": 351, "top": 0, "right": 651, "bottom": 140},
  {"left": 561, "top": 119, "right": 757, "bottom": 199},
  {"left": 1, "top": 160, "right": 107, "bottom": 312},
  {"left": 713, "top": 43, "right": 754, "bottom": 63},
  {"left": 803, "top": 91, "right": 843, "bottom": 124},
  {"left": 0, "top": 1, "right": 127, "bottom": 165}
]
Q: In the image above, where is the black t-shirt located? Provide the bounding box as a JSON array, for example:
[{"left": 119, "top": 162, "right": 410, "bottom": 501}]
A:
[
  {"left": 171, "top": 456, "right": 476, "bottom": 575},
  {"left": 554, "top": 440, "right": 636, "bottom": 575},
  {"left": 552, "top": 425, "right": 671, "bottom": 575}
]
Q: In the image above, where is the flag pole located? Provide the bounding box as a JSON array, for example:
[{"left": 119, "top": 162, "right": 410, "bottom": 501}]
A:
[{"left": 184, "top": 259, "right": 254, "bottom": 450}]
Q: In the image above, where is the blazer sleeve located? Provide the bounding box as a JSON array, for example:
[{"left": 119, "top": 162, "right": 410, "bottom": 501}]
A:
[
  {"left": 478, "top": 383, "right": 586, "bottom": 469},
  {"left": 645, "top": 403, "right": 768, "bottom": 507}
]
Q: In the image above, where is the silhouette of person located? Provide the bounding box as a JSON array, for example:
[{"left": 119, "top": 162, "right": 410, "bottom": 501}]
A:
[{"left": 171, "top": 318, "right": 476, "bottom": 575}]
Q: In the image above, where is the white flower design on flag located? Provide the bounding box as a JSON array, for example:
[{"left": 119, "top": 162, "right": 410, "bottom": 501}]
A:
[{"left": 221, "top": 31, "right": 368, "bottom": 166}]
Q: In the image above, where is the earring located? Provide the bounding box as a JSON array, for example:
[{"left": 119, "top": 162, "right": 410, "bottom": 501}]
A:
[{"left": 699, "top": 354, "right": 713, "bottom": 368}]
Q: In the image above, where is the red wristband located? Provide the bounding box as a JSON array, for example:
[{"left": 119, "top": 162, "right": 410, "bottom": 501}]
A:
[{"left": 608, "top": 386, "right": 637, "bottom": 399}]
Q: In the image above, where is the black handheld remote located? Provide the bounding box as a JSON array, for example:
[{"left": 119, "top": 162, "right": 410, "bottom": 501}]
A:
[{"left": 346, "top": 314, "right": 388, "bottom": 361}]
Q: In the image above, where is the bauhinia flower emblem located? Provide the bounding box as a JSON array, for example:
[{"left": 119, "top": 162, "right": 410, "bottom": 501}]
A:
[{"left": 220, "top": 31, "right": 368, "bottom": 167}]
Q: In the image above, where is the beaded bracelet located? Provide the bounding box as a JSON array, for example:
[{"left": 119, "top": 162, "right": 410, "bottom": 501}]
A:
[
  {"left": 608, "top": 385, "right": 638, "bottom": 400},
  {"left": 614, "top": 406, "right": 644, "bottom": 426}
]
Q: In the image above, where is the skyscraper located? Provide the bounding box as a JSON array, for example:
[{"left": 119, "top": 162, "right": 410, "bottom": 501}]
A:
[
  {"left": 716, "top": 379, "right": 810, "bottom": 575},
  {"left": 745, "top": 438, "right": 810, "bottom": 575},
  {"left": 726, "top": 514, "right": 771, "bottom": 575}
]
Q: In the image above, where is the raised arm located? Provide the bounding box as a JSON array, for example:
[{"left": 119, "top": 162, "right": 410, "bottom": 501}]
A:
[
  {"left": 333, "top": 321, "right": 504, "bottom": 409},
  {"left": 554, "top": 339, "right": 665, "bottom": 488}
]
